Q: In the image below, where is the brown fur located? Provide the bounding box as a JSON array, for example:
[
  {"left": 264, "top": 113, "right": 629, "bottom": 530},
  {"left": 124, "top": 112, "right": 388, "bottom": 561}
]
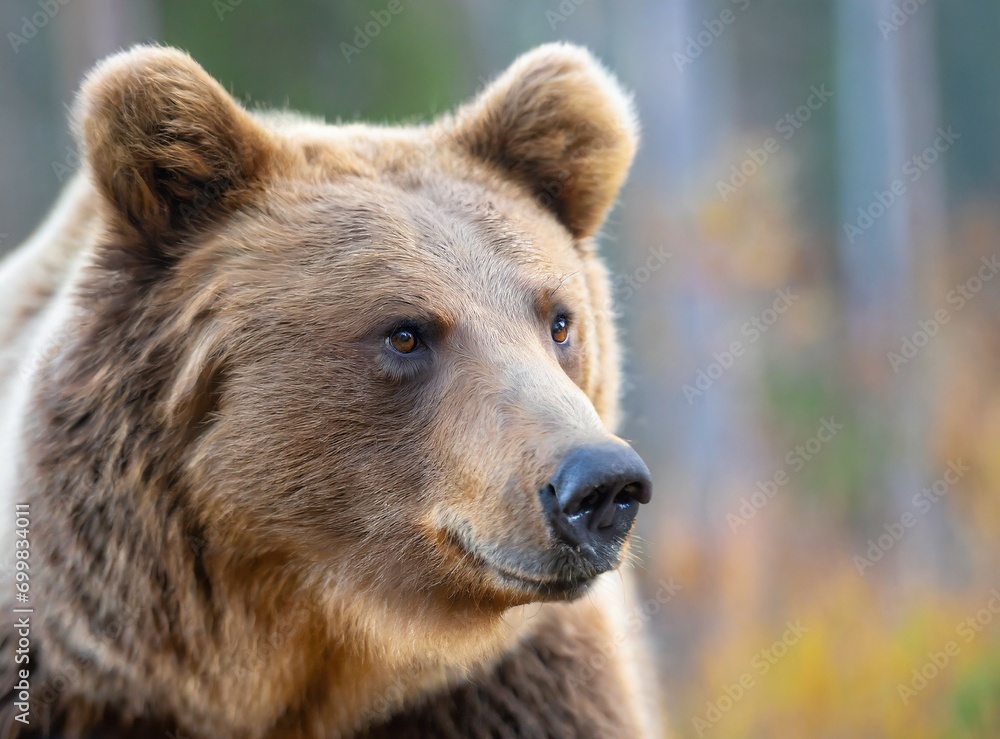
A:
[{"left": 0, "top": 44, "right": 655, "bottom": 738}]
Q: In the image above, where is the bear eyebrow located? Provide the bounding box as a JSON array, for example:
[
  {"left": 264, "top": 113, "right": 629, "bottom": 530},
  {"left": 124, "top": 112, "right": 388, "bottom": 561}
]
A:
[{"left": 534, "top": 271, "right": 580, "bottom": 314}]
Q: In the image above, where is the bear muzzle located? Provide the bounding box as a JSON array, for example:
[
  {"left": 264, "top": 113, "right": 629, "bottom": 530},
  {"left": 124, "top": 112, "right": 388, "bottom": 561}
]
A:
[{"left": 446, "top": 441, "right": 653, "bottom": 602}]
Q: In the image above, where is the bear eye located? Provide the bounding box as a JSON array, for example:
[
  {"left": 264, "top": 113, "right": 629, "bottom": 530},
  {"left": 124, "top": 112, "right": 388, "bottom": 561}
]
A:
[
  {"left": 551, "top": 315, "right": 570, "bottom": 344},
  {"left": 387, "top": 327, "right": 420, "bottom": 354}
]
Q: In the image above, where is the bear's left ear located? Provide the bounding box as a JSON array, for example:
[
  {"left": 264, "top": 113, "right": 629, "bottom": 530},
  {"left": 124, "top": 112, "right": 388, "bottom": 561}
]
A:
[
  {"left": 73, "top": 45, "right": 273, "bottom": 251},
  {"left": 446, "top": 44, "right": 638, "bottom": 239}
]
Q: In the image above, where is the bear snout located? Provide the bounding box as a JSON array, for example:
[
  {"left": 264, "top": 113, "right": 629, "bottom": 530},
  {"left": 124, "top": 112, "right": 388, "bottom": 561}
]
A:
[{"left": 540, "top": 441, "right": 652, "bottom": 560}]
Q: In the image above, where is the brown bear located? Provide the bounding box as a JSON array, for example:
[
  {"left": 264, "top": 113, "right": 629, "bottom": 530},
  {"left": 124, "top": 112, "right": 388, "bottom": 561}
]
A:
[{"left": 0, "top": 43, "right": 659, "bottom": 738}]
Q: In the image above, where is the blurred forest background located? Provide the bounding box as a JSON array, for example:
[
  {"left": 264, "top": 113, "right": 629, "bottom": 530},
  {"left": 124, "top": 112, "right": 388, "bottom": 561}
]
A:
[{"left": 2, "top": 1, "right": 999, "bottom": 736}]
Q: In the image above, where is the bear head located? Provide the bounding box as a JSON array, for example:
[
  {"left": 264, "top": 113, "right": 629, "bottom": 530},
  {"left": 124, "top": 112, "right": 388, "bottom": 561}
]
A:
[{"left": 26, "top": 42, "right": 647, "bottom": 732}]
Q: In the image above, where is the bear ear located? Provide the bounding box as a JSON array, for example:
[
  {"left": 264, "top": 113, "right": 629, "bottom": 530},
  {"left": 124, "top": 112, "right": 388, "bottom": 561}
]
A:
[
  {"left": 73, "top": 45, "right": 273, "bottom": 250},
  {"left": 446, "top": 43, "right": 638, "bottom": 239}
]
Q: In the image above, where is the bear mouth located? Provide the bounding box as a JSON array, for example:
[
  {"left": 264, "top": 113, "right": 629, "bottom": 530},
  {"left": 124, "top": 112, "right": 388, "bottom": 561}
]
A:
[
  {"left": 488, "top": 560, "right": 596, "bottom": 600},
  {"left": 441, "top": 528, "right": 603, "bottom": 601}
]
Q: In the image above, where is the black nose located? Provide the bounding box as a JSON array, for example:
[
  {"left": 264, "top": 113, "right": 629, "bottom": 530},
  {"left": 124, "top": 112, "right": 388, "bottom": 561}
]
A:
[{"left": 541, "top": 443, "right": 652, "bottom": 551}]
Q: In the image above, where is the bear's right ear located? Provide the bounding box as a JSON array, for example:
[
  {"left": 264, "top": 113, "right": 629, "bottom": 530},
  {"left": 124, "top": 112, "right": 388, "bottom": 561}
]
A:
[{"left": 73, "top": 45, "right": 273, "bottom": 252}]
